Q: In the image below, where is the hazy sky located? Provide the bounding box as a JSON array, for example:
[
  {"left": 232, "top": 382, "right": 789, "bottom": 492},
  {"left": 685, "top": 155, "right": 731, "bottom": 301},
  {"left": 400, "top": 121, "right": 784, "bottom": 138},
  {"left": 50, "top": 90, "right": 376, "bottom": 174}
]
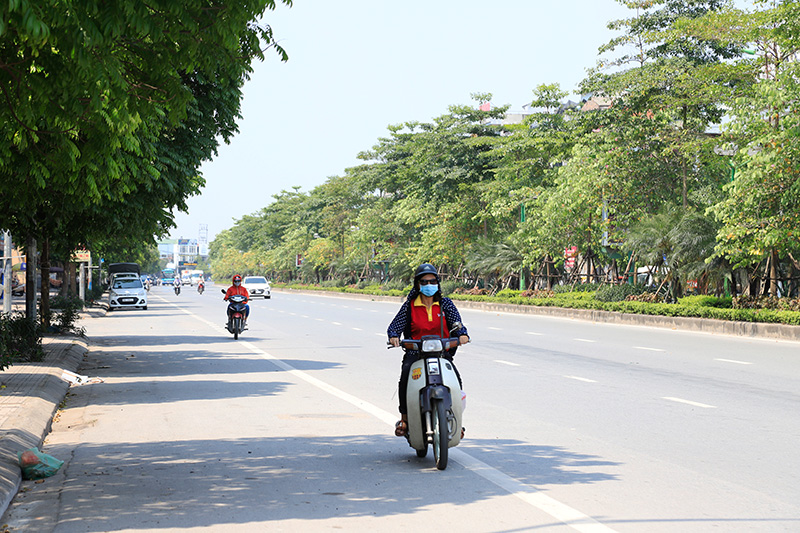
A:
[{"left": 169, "top": 0, "right": 638, "bottom": 243}]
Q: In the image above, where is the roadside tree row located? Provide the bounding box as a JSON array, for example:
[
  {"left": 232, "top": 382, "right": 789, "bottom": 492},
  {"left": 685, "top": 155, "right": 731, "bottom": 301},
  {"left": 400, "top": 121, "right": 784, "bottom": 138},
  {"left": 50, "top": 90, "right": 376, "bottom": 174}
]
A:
[{"left": 212, "top": 0, "right": 800, "bottom": 300}]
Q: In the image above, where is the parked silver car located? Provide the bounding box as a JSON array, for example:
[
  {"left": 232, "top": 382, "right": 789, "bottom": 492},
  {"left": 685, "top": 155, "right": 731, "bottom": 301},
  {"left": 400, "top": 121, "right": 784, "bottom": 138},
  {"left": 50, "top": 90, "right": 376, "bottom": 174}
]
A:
[{"left": 108, "top": 275, "right": 148, "bottom": 310}]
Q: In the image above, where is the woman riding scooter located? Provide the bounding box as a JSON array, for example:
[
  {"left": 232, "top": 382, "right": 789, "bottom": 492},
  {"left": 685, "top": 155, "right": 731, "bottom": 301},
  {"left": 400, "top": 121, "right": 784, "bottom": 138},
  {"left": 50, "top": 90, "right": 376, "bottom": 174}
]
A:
[
  {"left": 223, "top": 275, "right": 250, "bottom": 327},
  {"left": 387, "top": 263, "right": 469, "bottom": 438}
]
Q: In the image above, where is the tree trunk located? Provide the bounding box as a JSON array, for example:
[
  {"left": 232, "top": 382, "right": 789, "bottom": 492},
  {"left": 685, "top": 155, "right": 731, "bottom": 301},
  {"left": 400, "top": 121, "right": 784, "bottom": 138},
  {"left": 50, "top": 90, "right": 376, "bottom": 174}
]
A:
[
  {"left": 25, "top": 237, "right": 37, "bottom": 323},
  {"left": 769, "top": 249, "right": 779, "bottom": 297},
  {"left": 40, "top": 238, "right": 50, "bottom": 328},
  {"left": 68, "top": 262, "right": 77, "bottom": 297}
]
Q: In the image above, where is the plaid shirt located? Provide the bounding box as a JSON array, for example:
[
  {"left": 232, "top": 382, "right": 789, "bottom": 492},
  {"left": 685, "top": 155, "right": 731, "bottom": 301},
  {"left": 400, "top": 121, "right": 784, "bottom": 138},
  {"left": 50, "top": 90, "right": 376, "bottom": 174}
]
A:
[{"left": 387, "top": 293, "right": 468, "bottom": 340}]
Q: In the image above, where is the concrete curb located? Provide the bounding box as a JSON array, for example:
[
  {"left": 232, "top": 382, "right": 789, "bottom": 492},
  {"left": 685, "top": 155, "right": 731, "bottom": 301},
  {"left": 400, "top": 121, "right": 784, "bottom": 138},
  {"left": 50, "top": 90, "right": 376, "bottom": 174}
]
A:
[
  {"left": 0, "top": 337, "right": 88, "bottom": 517},
  {"left": 274, "top": 288, "right": 800, "bottom": 342}
]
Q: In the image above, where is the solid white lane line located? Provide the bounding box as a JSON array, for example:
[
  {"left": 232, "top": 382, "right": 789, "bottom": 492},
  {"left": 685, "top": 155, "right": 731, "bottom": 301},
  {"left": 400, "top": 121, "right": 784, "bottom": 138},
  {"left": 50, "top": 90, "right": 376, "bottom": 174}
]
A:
[
  {"left": 451, "top": 450, "right": 617, "bottom": 533},
  {"left": 564, "top": 375, "right": 597, "bottom": 383},
  {"left": 574, "top": 338, "right": 596, "bottom": 343},
  {"left": 169, "top": 297, "right": 619, "bottom": 533},
  {"left": 634, "top": 346, "right": 665, "bottom": 352},
  {"left": 663, "top": 397, "right": 717, "bottom": 409},
  {"left": 715, "top": 358, "right": 753, "bottom": 365},
  {"left": 495, "top": 360, "right": 520, "bottom": 367}
]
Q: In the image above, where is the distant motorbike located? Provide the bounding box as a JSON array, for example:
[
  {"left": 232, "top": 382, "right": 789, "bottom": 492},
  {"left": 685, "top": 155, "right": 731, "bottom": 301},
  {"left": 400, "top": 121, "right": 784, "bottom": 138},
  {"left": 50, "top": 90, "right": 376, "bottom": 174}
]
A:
[
  {"left": 221, "top": 289, "right": 247, "bottom": 340},
  {"left": 389, "top": 323, "right": 466, "bottom": 470},
  {"left": 174, "top": 284, "right": 181, "bottom": 296},
  {"left": 197, "top": 282, "right": 205, "bottom": 295}
]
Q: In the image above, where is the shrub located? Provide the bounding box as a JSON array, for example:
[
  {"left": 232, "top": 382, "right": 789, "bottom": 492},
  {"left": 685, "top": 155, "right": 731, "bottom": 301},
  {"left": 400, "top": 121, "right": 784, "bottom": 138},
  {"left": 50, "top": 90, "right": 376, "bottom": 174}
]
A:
[
  {"left": 678, "top": 295, "right": 733, "bottom": 308},
  {"left": 48, "top": 295, "right": 86, "bottom": 335},
  {"left": 625, "top": 293, "right": 665, "bottom": 303},
  {"left": 595, "top": 283, "right": 650, "bottom": 302},
  {"left": 553, "top": 282, "right": 602, "bottom": 294},
  {"left": 0, "top": 313, "right": 44, "bottom": 369},
  {"left": 496, "top": 289, "right": 521, "bottom": 299},
  {"left": 439, "top": 280, "right": 462, "bottom": 296},
  {"left": 520, "top": 289, "right": 556, "bottom": 298},
  {"left": 733, "top": 295, "right": 800, "bottom": 311}
]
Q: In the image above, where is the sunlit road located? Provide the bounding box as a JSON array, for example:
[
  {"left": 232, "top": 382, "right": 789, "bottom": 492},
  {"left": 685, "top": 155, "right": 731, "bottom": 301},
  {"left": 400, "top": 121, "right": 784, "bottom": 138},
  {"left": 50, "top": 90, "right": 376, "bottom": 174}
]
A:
[{"left": 4, "top": 284, "right": 800, "bottom": 532}]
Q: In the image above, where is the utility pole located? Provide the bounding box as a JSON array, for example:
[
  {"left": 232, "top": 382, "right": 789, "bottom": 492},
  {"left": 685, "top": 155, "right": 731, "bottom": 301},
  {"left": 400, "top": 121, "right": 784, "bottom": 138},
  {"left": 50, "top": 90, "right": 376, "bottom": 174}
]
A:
[{"left": 2, "top": 231, "right": 11, "bottom": 314}]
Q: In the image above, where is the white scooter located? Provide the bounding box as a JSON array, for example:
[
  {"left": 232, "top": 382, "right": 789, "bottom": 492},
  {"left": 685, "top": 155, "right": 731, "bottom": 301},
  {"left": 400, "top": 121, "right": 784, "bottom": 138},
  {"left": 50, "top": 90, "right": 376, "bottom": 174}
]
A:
[{"left": 391, "top": 324, "right": 465, "bottom": 470}]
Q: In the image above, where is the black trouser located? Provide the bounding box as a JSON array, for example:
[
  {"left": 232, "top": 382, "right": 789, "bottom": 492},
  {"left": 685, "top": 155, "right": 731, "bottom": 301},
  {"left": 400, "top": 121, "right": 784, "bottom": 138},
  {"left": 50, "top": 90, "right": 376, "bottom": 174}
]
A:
[{"left": 398, "top": 350, "right": 462, "bottom": 415}]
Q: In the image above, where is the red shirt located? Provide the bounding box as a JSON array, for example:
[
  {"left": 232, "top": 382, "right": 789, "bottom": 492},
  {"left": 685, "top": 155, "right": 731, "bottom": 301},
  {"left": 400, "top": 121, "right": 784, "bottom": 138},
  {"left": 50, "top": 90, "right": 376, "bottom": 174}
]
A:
[
  {"left": 224, "top": 285, "right": 249, "bottom": 302},
  {"left": 409, "top": 296, "right": 445, "bottom": 339}
]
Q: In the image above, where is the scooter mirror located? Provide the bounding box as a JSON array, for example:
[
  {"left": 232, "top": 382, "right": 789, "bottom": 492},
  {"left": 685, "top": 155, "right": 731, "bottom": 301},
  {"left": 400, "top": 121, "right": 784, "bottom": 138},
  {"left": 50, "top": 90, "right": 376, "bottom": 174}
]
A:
[
  {"left": 221, "top": 289, "right": 226, "bottom": 294},
  {"left": 450, "top": 321, "right": 462, "bottom": 333}
]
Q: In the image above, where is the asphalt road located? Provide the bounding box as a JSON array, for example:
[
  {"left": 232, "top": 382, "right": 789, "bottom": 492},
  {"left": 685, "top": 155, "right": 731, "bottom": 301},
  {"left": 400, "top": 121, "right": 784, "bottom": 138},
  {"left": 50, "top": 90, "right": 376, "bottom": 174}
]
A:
[{"left": 3, "top": 284, "right": 799, "bottom": 532}]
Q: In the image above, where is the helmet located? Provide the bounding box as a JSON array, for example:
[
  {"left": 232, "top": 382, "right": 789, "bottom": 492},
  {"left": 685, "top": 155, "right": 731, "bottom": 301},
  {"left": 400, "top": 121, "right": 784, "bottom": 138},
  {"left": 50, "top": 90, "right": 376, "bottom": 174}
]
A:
[
  {"left": 232, "top": 275, "right": 242, "bottom": 283},
  {"left": 413, "top": 263, "right": 439, "bottom": 287}
]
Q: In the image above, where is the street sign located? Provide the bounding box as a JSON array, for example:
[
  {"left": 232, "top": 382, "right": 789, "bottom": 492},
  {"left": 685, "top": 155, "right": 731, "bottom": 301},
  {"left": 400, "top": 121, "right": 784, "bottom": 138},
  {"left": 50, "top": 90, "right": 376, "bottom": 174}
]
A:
[{"left": 72, "top": 249, "right": 91, "bottom": 262}]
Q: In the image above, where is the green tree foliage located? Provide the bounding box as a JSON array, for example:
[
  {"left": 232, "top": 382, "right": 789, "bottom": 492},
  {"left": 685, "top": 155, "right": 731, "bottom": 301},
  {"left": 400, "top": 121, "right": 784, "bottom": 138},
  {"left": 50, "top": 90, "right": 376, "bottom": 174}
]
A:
[
  {"left": 0, "top": 0, "right": 290, "bottom": 253},
  {"left": 706, "top": 1, "right": 800, "bottom": 295}
]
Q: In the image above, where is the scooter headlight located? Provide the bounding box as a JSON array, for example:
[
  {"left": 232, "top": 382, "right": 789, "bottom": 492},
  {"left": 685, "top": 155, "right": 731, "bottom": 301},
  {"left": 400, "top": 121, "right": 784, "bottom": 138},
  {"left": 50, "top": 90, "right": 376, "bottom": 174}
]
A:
[{"left": 421, "top": 339, "right": 443, "bottom": 352}]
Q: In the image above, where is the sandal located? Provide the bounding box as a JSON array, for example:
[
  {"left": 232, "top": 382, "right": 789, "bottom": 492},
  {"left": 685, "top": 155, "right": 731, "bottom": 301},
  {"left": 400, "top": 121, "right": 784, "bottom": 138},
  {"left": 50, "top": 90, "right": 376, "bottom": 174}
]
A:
[
  {"left": 395, "top": 420, "right": 408, "bottom": 437},
  {"left": 461, "top": 427, "right": 465, "bottom": 439}
]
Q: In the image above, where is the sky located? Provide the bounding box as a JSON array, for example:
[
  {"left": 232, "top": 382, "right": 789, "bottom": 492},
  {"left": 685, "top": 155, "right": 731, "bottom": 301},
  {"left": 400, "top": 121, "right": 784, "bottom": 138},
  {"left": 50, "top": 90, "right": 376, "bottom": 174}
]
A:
[{"left": 168, "top": 0, "right": 637, "bottom": 243}]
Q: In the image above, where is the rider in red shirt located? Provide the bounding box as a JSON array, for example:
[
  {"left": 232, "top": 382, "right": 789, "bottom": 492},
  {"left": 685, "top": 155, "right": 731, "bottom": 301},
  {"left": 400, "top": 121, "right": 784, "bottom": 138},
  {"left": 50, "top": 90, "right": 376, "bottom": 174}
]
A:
[{"left": 224, "top": 274, "right": 250, "bottom": 324}]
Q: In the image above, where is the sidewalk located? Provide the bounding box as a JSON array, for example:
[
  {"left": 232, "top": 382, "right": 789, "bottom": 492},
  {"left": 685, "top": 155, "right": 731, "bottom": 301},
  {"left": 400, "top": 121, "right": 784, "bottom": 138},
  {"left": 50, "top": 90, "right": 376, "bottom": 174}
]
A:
[{"left": 0, "top": 305, "right": 104, "bottom": 517}]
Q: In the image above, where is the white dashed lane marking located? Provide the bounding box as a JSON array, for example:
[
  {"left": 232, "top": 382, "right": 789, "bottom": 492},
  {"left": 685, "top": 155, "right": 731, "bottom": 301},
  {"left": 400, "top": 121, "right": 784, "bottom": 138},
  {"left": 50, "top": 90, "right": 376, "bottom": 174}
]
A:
[
  {"left": 574, "top": 338, "right": 596, "bottom": 343},
  {"left": 564, "top": 375, "right": 598, "bottom": 383},
  {"left": 715, "top": 358, "right": 753, "bottom": 365},
  {"left": 663, "top": 397, "right": 717, "bottom": 409},
  {"left": 495, "top": 360, "right": 520, "bottom": 367},
  {"left": 635, "top": 346, "right": 665, "bottom": 352}
]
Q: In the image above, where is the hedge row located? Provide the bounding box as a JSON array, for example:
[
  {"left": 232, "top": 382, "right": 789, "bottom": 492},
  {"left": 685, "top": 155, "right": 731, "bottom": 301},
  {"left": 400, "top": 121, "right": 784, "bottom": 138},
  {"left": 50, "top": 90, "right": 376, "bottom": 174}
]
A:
[{"left": 275, "top": 283, "right": 800, "bottom": 327}]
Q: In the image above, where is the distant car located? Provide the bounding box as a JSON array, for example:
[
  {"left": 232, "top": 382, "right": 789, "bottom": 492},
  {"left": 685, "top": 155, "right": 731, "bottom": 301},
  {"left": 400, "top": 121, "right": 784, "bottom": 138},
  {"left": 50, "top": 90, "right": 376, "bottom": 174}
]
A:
[
  {"left": 108, "top": 276, "right": 148, "bottom": 311},
  {"left": 242, "top": 276, "right": 271, "bottom": 299}
]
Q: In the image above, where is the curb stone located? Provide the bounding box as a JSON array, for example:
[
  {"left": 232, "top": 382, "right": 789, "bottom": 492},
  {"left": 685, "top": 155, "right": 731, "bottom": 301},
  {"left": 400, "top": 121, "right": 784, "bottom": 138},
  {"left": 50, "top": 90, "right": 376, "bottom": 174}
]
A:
[{"left": 0, "top": 333, "right": 93, "bottom": 518}]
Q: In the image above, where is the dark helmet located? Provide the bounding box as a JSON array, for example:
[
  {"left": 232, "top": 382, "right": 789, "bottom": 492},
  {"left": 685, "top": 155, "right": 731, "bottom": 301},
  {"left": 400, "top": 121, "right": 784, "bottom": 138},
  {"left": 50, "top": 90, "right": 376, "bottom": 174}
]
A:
[{"left": 413, "top": 263, "right": 439, "bottom": 288}]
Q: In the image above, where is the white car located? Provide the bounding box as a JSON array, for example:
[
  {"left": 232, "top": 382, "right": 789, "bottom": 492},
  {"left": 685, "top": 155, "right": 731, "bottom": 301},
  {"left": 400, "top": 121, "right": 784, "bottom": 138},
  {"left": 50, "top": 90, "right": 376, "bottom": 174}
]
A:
[
  {"left": 242, "top": 276, "right": 271, "bottom": 299},
  {"left": 108, "top": 276, "right": 148, "bottom": 310}
]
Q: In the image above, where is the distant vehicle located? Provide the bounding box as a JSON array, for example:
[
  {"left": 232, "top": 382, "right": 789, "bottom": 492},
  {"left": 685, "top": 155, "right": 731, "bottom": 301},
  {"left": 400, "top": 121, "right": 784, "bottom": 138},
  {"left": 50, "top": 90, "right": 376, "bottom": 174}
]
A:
[
  {"left": 161, "top": 268, "right": 175, "bottom": 285},
  {"left": 242, "top": 276, "right": 271, "bottom": 299},
  {"left": 108, "top": 276, "right": 148, "bottom": 311},
  {"left": 190, "top": 270, "right": 204, "bottom": 285},
  {"left": 108, "top": 262, "right": 140, "bottom": 277},
  {"left": 181, "top": 271, "right": 194, "bottom": 286}
]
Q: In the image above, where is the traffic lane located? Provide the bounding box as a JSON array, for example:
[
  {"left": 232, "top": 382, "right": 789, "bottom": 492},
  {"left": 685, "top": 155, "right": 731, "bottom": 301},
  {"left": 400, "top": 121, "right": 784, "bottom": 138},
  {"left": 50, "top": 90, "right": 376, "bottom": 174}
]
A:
[
  {"left": 163, "top": 292, "right": 634, "bottom": 531},
  {"left": 165, "top": 291, "right": 800, "bottom": 529},
  {"left": 457, "top": 325, "right": 800, "bottom": 526},
  {"left": 251, "top": 293, "right": 800, "bottom": 531},
  {"left": 458, "top": 307, "right": 800, "bottom": 385},
  {"left": 11, "top": 296, "right": 596, "bottom": 533}
]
